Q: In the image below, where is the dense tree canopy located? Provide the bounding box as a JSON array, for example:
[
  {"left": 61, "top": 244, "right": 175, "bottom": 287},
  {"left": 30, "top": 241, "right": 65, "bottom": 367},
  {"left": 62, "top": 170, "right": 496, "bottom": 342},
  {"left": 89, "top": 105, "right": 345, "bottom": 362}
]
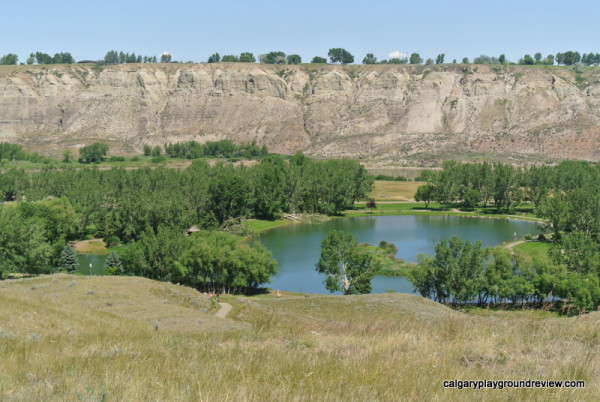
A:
[
  {"left": 409, "top": 53, "right": 422, "bottom": 64},
  {"left": 120, "top": 228, "right": 276, "bottom": 293},
  {"left": 311, "top": 56, "right": 327, "bottom": 64},
  {"left": 260, "top": 51, "right": 286, "bottom": 64},
  {"left": 78, "top": 143, "right": 109, "bottom": 163},
  {"left": 0, "top": 54, "right": 18, "bottom": 65},
  {"left": 328, "top": 48, "right": 354, "bottom": 65},
  {"left": 363, "top": 53, "right": 377, "bottom": 64},
  {"left": 286, "top": 54, "right": 302, "bottom": 64},
  {"left": 207, "top": 53, "right": 220, "bottom": 63}
]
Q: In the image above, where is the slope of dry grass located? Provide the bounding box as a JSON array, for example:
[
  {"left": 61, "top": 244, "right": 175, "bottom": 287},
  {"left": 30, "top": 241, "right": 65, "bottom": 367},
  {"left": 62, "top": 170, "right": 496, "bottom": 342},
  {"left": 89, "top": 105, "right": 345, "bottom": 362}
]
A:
[{"left": 0, "top": 274, "right": 598, "bottom": 400}]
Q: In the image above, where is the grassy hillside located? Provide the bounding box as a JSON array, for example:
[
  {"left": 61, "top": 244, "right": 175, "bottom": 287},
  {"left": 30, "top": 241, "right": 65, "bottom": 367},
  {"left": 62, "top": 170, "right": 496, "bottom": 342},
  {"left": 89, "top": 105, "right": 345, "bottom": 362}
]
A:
[{"left": 0, "top": 275, "right": 598, "bottom": 400}]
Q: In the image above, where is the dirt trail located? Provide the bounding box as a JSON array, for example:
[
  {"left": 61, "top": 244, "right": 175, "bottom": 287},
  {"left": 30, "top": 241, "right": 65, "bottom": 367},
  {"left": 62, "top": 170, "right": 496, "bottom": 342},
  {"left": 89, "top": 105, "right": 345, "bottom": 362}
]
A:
[
  {"left": 215, "top": 302, "right": 232, "bottom": 318},
  {"left": 505, "top": 240, "right": 530, "bottom": 251}
]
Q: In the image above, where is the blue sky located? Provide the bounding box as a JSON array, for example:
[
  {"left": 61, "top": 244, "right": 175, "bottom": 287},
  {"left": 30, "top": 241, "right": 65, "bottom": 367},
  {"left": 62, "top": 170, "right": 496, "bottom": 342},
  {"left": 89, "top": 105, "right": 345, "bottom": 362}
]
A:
[{"left": 2, "top": 0, "right": 598, "bottom": 64}]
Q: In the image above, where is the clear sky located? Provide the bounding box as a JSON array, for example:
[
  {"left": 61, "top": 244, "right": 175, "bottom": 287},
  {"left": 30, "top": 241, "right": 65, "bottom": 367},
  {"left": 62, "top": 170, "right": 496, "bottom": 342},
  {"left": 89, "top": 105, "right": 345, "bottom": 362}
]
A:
[{"left": 2, "top": 0, "right": 599, "bottom": 64}]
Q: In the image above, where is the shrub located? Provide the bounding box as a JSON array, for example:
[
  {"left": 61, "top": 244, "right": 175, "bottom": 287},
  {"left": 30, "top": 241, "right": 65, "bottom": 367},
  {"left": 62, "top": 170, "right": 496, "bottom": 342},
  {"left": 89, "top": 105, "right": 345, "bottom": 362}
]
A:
[{"left": 105, "top": 235, "right": 120, "bottom": 248}]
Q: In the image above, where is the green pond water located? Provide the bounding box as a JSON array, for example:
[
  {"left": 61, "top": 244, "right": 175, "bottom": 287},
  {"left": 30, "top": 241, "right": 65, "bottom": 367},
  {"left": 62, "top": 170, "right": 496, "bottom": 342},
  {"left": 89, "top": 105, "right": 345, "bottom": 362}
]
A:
[
  {"left": 258, "top": 215, "right": 540, "bottom": 295},
  {"left": 76, "top": 254, "right": 106, "bottom": 276}
]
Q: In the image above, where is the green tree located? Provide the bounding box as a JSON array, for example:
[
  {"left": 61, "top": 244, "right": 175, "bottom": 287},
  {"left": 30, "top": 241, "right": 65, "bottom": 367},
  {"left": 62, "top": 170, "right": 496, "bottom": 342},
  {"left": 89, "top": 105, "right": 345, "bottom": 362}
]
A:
[
  {"left": 316, "top": 230, "right": 378, "bottom": 294},
  {"left": 79, "top": 143, "right": 109, "bottom": 163},
  {"left": 499, "top": 54, "right": 506, "bottom": 64},
  {"left": 160, "top": 53, "right": 172, "bottom": 63},
  {"left": 550, "top": 231, "right": 600, "bottom": 275},
  {"left": 414, "top": 184, "right": 436, "bottom": 208},
  {"left": 62, "top": 150, "right": 73, "bottom": 163},
  {"left": 104, "top": 252, "right": 123, "bottom": 275},
  {"left": 207, "top": 53, "right": 220, "bottom": 63},
  {"left": 53, "top": 52, "right": 74, "bottom": 64},
  {"left": 286, "top": 54, "right": 302, "bottom": 64},
  {"left": 59, "top": 244, "right": 79, "bottom": 272},
  {"left": 0, "top": 53, "right": 18, "bottom": 65},
  {"left": 462, "top": 57, "right": 469, "bottom": 64},
  {"left": 366, "top": 198, "right": 377, "bottom": 213},
  {"left": 208, "top": 163, "right": 254, "bottom": 224},
  {"left": 435, "top": 53, "right": 445, "bottom": 64},
  {"left": 328, "top": 48, "right": 354, "bottom": 65},
  {"left": 463, "top": 189, "right": 481, "bottom": 209},
  {"left": 409, "top": 53, "right": 422, "bottom": 64},
  {"left": 520, "top": 54, "right": 534, "bottom": 65},
  {"left": 311, "top": 56, "right": 327, "bottom": 64},
  {"left": 151, "top": 146, "right": 162, "bottom": 157},
  {"left": 260, "top": 51, "right": 286, "bottom": 64},
  {"left": 363, "top": 53, "right": 377, "bottom": 64},
  {"left": 120, "top": 226, "right": 189, "bottom": 281},
  {"left": 221, "top": 55, "right": 239, "bottom": 62},
  {"left": 409, "top": 237, "right": 485, "bottom": 304},
  {"left": 252, "top": 155, "right": 287, "bottom": 219},
  {"left": 143, "top": 144, "right": 152, "bottom": 156},
  {"left": 239, "top": 52, "right": 256, "bottom": 63},
  {"left": 0, "top": 208, "right": 53, "bottom": 276},
  {"left": 175, "top": 230, "right": 277, "bottom": 293}
]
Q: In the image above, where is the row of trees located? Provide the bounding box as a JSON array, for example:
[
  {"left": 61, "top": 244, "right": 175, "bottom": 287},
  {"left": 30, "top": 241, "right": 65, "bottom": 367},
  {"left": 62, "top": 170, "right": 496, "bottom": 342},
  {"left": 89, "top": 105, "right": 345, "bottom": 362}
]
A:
[
  {"left": 410, "top": 236, "right": 600, "bottom": 312},
  {"left": 103, "top": 50, "right": 158, "bottom": 65},
  {"left": 0, "top": 142, "right": 48, "bottom": 164},
  {"left": 4, "top": 49, "right": 600, "bottom": 66},
  {"left": 414, "top": 160, "right": 600, "bottom": 240},
  {"left": 163, "top": 139, "right": 268, "bottom": 159}
]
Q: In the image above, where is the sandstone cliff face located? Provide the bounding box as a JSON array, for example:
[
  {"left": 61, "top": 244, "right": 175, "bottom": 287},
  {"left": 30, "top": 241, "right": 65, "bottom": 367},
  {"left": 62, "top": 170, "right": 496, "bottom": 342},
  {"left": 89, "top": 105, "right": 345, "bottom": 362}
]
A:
[{"left": 0, "top": 63, "right": 599, "bottom": 163}]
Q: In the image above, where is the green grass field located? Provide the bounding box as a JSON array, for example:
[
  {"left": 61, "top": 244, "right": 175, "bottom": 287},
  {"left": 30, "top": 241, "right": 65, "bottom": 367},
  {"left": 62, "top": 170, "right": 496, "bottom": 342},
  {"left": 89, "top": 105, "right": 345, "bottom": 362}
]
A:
[{"left": 513, "top": 241, "right": 553, "bottom": 264}]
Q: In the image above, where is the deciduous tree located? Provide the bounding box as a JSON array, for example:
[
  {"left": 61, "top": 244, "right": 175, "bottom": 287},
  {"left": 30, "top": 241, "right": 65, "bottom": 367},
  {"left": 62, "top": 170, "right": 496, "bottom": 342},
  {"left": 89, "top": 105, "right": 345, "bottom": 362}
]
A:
[{"left": 316, "top": 230, "right": 378, "bottom": 294}]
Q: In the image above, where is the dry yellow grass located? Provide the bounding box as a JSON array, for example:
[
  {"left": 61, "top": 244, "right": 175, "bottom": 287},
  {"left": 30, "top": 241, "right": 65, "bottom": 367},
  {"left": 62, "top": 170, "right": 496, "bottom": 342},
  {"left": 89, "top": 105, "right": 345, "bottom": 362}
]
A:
[
  {"left": 0, "top": 275, "right": 598, "bottom": 400},
  {"left": 370, "top": 181, "right": 426, "bottom": 201},
  {"left": 72, "top": 239, "right": 108, "bottom": 254}
]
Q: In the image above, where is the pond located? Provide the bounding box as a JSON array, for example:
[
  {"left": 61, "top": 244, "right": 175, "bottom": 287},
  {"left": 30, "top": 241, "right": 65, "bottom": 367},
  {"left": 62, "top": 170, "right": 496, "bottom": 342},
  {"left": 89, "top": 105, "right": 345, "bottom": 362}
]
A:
[
  {"left": 257, "top": 215, "right": 540, "bottom": 295},
  {"left": 76, "top": 254, "right": 107, "bottom": 276}
]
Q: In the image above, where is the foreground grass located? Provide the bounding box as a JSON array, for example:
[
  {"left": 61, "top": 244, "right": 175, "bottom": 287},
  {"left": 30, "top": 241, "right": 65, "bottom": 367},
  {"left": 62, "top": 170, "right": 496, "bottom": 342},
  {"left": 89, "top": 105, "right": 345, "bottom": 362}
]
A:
[{"left": 0, "top": 275, "right": 598, "bottom": 400}]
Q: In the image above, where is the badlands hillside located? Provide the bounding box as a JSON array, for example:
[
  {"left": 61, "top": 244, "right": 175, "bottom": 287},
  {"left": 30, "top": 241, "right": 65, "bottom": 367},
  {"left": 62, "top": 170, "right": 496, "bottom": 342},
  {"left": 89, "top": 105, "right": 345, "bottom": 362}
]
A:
[{"left": 1, "top": 63, "right": 599, "bottom": 164}]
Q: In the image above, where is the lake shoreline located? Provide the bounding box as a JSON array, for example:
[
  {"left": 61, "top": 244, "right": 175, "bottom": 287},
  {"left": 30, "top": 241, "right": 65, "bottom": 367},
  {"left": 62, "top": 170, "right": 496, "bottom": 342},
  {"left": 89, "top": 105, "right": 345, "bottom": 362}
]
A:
[{"left": 248, "top": 204, "right": 544, "bottom": 235}]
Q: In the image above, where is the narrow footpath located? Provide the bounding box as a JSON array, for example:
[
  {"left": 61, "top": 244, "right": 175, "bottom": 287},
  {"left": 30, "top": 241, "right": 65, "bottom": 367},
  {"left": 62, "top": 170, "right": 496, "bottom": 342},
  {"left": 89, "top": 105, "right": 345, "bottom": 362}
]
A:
[{"left": 215, "top": 302, "right": 232, "bottom": 318}]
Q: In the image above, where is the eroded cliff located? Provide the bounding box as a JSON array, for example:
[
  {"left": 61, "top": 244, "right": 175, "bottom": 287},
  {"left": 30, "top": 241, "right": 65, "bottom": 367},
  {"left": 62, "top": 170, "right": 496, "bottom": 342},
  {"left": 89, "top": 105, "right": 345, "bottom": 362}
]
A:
[{"left": 1, "top": 63, "right": 599, "bottom": 163}]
